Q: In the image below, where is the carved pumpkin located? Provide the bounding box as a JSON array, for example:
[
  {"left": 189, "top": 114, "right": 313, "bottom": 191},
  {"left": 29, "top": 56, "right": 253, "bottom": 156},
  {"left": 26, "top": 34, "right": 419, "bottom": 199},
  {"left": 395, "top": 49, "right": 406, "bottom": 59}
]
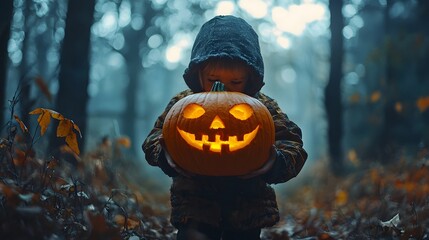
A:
[{"left": 162, "top": 82, "right": 275, "bottom": 176}]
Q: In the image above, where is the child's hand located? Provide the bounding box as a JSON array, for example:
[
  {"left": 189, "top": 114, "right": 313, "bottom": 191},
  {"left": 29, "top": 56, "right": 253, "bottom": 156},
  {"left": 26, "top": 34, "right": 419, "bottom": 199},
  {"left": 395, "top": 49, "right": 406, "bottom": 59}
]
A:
[
  {"left": 238, "top": 145, "right": 277, "bottom": 179},
  {"left": 159, "top": 135, "right": 196, "bottom": 178}
]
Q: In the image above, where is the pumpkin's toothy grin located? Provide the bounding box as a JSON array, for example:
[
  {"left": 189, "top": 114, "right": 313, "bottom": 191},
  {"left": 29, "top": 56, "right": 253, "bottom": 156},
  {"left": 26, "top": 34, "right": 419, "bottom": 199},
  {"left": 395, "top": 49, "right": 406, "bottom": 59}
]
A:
[{"left": 177, "top": 126, "right": 259, "bottom": 153}]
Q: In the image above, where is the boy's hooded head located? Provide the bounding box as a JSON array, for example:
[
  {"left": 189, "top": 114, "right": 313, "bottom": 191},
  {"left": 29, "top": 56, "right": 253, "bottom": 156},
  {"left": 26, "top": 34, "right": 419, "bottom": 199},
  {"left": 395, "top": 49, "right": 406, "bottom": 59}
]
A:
[{"left": 183, "top": 15, "right": 264, "bottom": 96}]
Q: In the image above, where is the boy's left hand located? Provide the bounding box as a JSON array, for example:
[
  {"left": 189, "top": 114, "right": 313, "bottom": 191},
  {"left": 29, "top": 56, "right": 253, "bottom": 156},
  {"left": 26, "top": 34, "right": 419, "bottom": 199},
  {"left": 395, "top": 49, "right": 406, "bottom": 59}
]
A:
[
  {"left": 238, "top": 145, "right": 277, "bottom": 179},
  {"left": 159, "top": 136, "right": 196, "bottom": 178},
  {"left": 164, "top": 149, "right": 196, "bottom": 178}
]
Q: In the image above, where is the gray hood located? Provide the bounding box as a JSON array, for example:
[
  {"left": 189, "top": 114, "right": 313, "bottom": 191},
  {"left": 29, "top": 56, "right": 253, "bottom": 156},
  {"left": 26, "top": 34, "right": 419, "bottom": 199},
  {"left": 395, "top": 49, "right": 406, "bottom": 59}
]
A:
[{"left": 183, "top": 15, "right": 265, "bottom": 95}]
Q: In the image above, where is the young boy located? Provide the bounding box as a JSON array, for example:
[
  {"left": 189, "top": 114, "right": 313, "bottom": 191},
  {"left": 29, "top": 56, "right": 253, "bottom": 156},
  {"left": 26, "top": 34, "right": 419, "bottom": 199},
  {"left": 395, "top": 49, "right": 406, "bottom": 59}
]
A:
[{"left": 143, "top": 15, "right": 307, "bottom": 240}]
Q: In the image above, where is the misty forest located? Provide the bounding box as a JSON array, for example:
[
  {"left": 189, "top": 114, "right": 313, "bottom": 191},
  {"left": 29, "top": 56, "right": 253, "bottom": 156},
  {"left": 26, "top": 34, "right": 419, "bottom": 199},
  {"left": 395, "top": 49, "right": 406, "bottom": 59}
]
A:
[{"left": 1, "top": 0, "right": 428, "bottom": 239}]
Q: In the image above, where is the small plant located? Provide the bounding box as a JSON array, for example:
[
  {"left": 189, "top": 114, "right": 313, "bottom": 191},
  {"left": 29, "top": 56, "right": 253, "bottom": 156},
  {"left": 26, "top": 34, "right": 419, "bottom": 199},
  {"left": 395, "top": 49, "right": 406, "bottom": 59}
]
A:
[
  {"left": 2, "top": 107, "right": 81, "bottom": 181},
  {"left": 28, "top": 107, "right": 82, "bottom": 155},
  {"left": 0, "top": 81, "right": 174, "bottom": 239},
  {"left": 1, "top": 78, "right": 81, "bottom": 180}
]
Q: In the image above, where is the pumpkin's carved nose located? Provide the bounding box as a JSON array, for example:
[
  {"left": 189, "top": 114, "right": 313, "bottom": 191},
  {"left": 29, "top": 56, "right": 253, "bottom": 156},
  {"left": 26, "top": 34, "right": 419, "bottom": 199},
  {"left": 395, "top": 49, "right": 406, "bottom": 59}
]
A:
[{"left": 210, "top": 115, "right": 225, "bottom": 129}]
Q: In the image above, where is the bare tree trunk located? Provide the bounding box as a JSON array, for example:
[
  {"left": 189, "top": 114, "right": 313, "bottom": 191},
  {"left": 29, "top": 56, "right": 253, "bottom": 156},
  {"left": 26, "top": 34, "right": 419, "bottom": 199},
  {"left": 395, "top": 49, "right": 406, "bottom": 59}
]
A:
[
  {"left": 18, "top": 1, "right": 32, "bottom": 129},
  {"left": 379, "top": 0, "right": 429, "bottom": 159},
  {"left": 121, "top": 2, "right": 158, "bottom": 155},
  {"left": 0, "top": 0, "right": 14, "bottom": 131},
  {"left": 379, "top": 0, "right": 395, "bottom": 160},
  {"left": 51, "top": 0, "right": 95, "bottom": 154},
  {"left": 325, "top": 0, "right": 344, "bottom": 175}
]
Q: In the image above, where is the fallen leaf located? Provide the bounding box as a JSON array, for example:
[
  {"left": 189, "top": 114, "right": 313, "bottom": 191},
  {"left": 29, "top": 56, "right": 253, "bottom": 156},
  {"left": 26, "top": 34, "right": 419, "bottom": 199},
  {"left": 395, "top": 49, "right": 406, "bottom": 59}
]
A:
[
  {"left": 18, "top": 193, "right": 35, "bottom": 203},
  {"left": 87, "top": 212, "right": 122, "bottom": 239},
  {"left": 335, "top": 189, "right": 348, "bottom": 206},
  {"left": 13, "top": 149, "right": 26, "bottom": 166},
  {"left": 347, "top": 149, "right": 360, "bottom": 166},
  {"left": 380, "top": 213, "right": 401, "bottom": 228},
  {"left": 318, "top": 232, "right": 336, "bottom": 240},
  {"left": 116, "top": 136, "right": 131, "bottom": 148},
  {"left": 370, "top": 91, "right": 381, "bottom": 103},
  {"left": 0, "top": 182, "right": 20, "bottom": 206},
  {"left": 417, "top": 96, "right": 429, "bottom": 112},
  {"left": 349, "top": 93, "right": 361, "bottom": 103},
  {"left": 77, "top": 191, "right": 90, "bottom": 199},
  {"left": 114, "top": 215, "right": 140, "bottom": 230},
  {"left": 60, "top": 183, "right": 75, "bottom": 192},
  {"left": 394, "top": 102, "right": 403, "bottom": 113}
]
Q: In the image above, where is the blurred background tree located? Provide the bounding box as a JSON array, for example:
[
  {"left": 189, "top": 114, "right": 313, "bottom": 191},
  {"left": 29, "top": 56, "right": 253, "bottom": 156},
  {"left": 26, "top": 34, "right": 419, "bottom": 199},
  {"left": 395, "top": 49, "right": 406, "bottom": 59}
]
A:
[
  {"left": 1, "top": 0, "right": 428, "bottom": 183},
  {"left": 50, "top": 0, "right": 95, "bottom": 153},
  {"left": 325, "top": 0, "right": 344, "bottom": 175},
  {"left": 342, "top": 0, "right": 429, "bottom": 165},
  {"left": 0, "top": 0, "right": 14, "bottom": 129}
]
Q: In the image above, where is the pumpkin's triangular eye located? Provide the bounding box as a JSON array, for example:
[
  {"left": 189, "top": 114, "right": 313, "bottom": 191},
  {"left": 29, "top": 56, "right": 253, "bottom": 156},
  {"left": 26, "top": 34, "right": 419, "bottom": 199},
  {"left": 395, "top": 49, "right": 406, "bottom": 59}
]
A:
[
  {"left": 229, "top": 104, "right": 253, "bottom": 120},
  {"left": 183, "top": 103, "right": 205, "bottom": 119}
]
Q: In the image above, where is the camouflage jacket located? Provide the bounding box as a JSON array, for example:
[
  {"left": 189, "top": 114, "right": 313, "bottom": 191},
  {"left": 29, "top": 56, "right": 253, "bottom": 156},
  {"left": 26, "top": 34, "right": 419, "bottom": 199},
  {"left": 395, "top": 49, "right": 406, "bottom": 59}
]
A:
[{"left": 142, "top": 89, "right": 307, "bottom": 230}]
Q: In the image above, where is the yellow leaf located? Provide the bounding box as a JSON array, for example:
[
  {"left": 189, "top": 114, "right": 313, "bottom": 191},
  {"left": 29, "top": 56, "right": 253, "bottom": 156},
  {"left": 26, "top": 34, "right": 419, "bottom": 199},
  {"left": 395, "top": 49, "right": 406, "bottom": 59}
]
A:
[
  {"left": 57, "top": 119, "right": 72, "bottom": 137},
  {"left": 417, "top": 96, "right": 429, "bottom": 112},
  {"left": 394, "top": 102, "right": 403, "bottom": 113},
  {"left": 116, "top": 136, "right": 131, "bottom": 148},
  {"left": 335, "top": 189, "right": 348, "bottom": 206},
  {"left": 14, "top": 115, "right": 28, "bottom": 133},
  {"left": 29, "top": 108, "right": 54, "bottom": 136},
  {"left": 37, "top": 110, "right": 51, "bottom": 136},
  {"left": 71, "top": 120, "right": 82, "bottom": 137},
  {"left": 348, "top": 93, "right": 361, "bottom": 104},
  {"left": 370, "top": 91, "right": 381, "bottom": 103},
  {"left": 65, "top": 132, "right": 80, "bottom": 155},
  {"left": 47, "top": 109, "right": 64, "bottom": 120},
  {"left": 29, "top": 108, "right": 43, "bottom": 115},
  {"left": 29, "top": 108, "right": 81, "bottom": 153},
  {"left": 370, "top": 168, "right": 380, "bottom": 183},
  {"left": 347, "top": 149, "right": 360, "bottom": 167}
]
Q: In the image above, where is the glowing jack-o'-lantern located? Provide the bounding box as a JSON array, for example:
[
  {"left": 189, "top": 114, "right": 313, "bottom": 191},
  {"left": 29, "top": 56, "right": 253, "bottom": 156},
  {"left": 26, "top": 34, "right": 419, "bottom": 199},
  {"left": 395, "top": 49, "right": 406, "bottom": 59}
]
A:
[{"left": 162, "top": 82, "right": 275, "bottom": 176}]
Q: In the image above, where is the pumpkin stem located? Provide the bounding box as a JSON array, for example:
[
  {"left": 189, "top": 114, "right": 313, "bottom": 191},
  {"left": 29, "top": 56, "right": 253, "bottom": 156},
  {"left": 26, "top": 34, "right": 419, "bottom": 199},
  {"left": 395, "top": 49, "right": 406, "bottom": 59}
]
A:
[{"left": 211, "top": 81, "right": 225, "bottom": 92}]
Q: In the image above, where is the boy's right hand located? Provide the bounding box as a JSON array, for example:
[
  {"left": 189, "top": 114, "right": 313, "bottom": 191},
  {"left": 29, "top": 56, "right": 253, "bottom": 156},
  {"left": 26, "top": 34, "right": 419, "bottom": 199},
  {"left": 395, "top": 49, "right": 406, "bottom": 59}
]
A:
[{"left": 159, "top": 135, "right": 195, "bottom": 178}]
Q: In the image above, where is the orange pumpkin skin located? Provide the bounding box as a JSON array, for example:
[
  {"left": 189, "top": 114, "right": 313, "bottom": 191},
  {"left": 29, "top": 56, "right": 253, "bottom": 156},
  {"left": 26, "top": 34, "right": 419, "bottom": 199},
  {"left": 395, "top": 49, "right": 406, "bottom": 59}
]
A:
[{"left": 162, "top": 86, "right": 275, "bottom": 176}]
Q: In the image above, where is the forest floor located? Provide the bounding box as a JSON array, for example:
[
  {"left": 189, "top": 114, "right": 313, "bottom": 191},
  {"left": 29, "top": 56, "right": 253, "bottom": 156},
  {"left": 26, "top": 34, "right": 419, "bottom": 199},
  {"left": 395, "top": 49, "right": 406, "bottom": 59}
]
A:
[{"left": 0, "top": 140, "right": 428, "bottom": 239}]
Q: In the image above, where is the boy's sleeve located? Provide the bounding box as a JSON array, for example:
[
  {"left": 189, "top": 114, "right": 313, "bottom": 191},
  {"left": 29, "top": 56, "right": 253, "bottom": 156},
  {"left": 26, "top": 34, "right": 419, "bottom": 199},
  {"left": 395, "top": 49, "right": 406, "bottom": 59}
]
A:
[
  {"left": 258, "top": 93, "right": 308, "bottom": 184},
  {"left": 142, "top": 90, "right": 191, "bottom": 177}
]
